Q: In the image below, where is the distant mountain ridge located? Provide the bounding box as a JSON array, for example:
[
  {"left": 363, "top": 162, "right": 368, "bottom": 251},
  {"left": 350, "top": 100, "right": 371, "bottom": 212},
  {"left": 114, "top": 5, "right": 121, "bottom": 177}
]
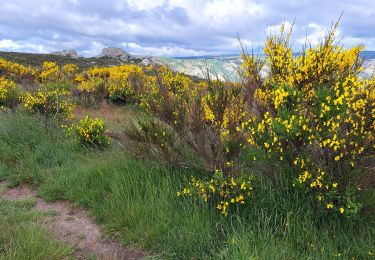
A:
[
  {"left": 361, "top": 51, "right": 375, "bottom": 59},
  {"left": 163, "top": 51, "right": 375, "bottom": 81},
  {"left": 173, "top": 51, "right": 375, "bottom": 60}
]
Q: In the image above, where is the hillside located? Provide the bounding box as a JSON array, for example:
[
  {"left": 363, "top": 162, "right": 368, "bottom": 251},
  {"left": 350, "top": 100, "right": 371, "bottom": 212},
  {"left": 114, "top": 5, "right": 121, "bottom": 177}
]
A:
[
  {"left": 0, "top": 28, "right": 374, "bottom": 259},
  {"left": 0, "top": 51, "right": 135, "bottom": 69}
]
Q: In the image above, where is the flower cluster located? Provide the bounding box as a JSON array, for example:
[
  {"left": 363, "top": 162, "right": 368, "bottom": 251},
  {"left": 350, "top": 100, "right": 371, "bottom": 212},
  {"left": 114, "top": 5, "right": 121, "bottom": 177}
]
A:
[
  {"left": 106, "top": 65, "right": 145, "bottom": 101},
  {"left": 39, "top": 61, "right": 60, "bottom": 82},
  {"left": 241, "top": 22, "right": 374, "bottom": 216},
  {"left": 177, "top": 170, "right": 253, "bottom": 216},
  {"left": 75, "top": 64, "right": 148, "bottom": 102},
  {"left": 138, "top": 66, "right": 248, "bottom": 168},
  {"left": 139, "top": 66, "right": 192, "bottom": 118},
  {"left": 292, "top": 157, "right": 361, "bottom": 217},
  {"left": 0, "top": 77, "right": 20, "bottom": 109},
  {"left": 0, "top": 59, "right": 80, "bottom": 85},
  {"left": 23, "top": 87, "right": 75, "bottom": 122},
  {"left": 70, "top": 115, "right": 110, "bottom": 147},
  {"left": 0, "top": 58, "right": 35, "bottom": 81},
  {"left": 61, "top": 64, "right": 80, "bottom": 82}
]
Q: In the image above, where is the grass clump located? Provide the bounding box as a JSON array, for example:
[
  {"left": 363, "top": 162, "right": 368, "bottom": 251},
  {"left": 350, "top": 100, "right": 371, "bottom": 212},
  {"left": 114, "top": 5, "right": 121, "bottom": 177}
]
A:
[{"left": 0, "top": 198, "right": 73, "bottom": 259}]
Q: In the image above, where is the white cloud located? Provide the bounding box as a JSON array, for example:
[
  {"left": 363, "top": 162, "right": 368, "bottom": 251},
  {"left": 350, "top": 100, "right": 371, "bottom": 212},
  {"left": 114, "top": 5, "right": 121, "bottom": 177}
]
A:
[
  {"left": 123, "top": 42, "right": 212, "bottom": 56},
  {"left": 266, "top": 21, "right": 294, "bottom": 35},
  {"left": 0, "top": 39, "right": 46, "bottom": 53},
  {"left": 296, "top": 23, "right": 327, "bottom": 46},
  {"left": 126, "top": 0, "right": 165, "bottom": 10},
  {"left": 0, "top": 39, "right": 19, "bottom": 49},
  {"left": 204, "top": 0, "right": 263, "bottom": 20},
  {"left": 79, "top": 41, "right": 106, "bottom": 57}
]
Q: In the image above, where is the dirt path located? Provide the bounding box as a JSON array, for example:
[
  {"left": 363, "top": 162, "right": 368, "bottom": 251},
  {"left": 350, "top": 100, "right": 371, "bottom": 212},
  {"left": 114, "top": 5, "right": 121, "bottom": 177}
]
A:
[{"left": 0, "top": 181, "right": 146, "bottom": 260}]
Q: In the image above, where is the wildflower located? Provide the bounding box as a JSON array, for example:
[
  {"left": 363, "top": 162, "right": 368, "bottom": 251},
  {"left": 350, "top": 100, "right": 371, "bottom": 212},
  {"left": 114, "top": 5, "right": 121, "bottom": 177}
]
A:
[{"left": 73, "top": 115, "right": 110, "bottom": 147}]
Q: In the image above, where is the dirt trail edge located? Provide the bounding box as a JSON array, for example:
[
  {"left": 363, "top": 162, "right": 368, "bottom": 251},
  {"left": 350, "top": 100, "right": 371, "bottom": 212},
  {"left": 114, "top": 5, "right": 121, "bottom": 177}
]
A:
[{"left": 0, "top": 181, "right": 146, "bottom": 260}]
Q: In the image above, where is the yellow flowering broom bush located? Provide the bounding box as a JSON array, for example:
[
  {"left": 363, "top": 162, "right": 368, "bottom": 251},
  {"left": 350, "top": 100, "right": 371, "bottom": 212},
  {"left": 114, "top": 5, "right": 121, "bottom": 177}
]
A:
[
  {"left": 23, "top": 87, "right": 75, "bottom": 128},
  {"left": 130, "top": 66, "right": 253, "bottom": 215},
  {"left": 71, "top": 115, "right": 110, "bottom": 148},
  {"left": 106, "top": 64, "right": 146, "bottom": 102},
  {"left": 39, "top": 61, "right": 60, "bottom": 83},
  {"left": 61, "top": 64, "right": 80, "bottom": 83},
  {"left": 124, "top": 118, "right": 180, "bottom": 164},
  {"left": 74, "top": 65, "right": 148, "bottom": 104},
  {"left": 241, "top": 22, "right": 374, "bottom": 217},
  {"left": 138, "top": 66, "right": 248, "bottom": 171},
  {"left": 0, "top": 58, "right": 35, "bottom": 82},
  {"left": 177, "top": 170, "right": 253, "bottom": 216},
  {"left": 0, "top": 60, "right": 80, "bottom": 84},
  {"left": 0, "top": 77, "right": 21, "bottom": 109},
  {"left": 74, "top": 69, "right": 106, "bottom": 106},
  {"left": 76, "top": 76, "right": 105, "bottom": 94}
]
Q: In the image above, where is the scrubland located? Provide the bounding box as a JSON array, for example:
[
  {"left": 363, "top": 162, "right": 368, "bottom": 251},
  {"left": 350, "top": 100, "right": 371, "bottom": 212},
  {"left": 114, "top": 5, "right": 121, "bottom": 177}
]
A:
[{"left": 0, "top": 23, "right": 374, "bottom": 259}]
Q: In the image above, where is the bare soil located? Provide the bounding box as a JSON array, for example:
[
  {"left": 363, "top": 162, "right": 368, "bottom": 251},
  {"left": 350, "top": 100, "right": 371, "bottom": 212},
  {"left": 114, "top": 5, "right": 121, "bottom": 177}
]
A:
[{"left": 0, "top": 181, "right": 146, "bottom": 260}]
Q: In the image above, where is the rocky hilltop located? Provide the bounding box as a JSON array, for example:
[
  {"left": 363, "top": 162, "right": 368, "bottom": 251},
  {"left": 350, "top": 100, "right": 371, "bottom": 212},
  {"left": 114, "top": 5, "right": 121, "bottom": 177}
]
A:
[
  {"left": 50, "top": 49, "right": 79, "bottom": 58},
  {"left": 97, "top": 47, "right": 132, "bottom": 61},
  {"left": 48, "top": 47, "right": 163, "bottom": 66},
  {"left": 97, "top": 47, "right": 163, "bottom": 66}
]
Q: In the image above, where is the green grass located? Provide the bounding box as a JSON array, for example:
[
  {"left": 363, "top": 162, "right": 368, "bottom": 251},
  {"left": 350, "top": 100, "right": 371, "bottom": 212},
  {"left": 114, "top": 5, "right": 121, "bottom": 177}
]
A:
[
  {"left": 1, "top": 110, "right": 375, "bottom": 259},
  {"left": 0, "top": 198, "right": 73, "bottom": 260}
]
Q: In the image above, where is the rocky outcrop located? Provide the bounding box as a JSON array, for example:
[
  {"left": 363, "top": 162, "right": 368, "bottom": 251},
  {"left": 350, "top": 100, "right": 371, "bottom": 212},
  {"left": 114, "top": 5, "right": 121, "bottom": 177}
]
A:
[
  {"left": 97, "top": 47, "right": 164, "bottom": 66},
  {"left": 140, "top": 56, "right": 164, "bottom": 66},
  {"left": 51, "top": 49, "right": 79, "bottom": 58},
  {"left": 97, "top": 47, "right": 132, "bottom": 61}
]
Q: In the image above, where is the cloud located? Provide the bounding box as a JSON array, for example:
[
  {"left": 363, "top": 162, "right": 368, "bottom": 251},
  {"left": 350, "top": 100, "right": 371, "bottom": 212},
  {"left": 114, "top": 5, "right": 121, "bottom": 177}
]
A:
[
  {"left": 266, "top": 21, "right": 294, "bottom": 35},
  {"left": 123, "top": 42, "right": 212, "bottom": 56},
  {"left": 0, "top": 39, "right": 46, "bottom": 53},
  {"left": 0, "top": 0, "right": 374, "bottom": 56},
  {"left": 127, "top": 0, "right": 165, "bottom": 11},
  {"left": 296, "top": 23, "right": 329, "bottom": 46}
]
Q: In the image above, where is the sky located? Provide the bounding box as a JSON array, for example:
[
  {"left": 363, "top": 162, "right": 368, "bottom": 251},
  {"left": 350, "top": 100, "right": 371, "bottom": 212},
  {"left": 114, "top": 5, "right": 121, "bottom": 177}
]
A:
[{"left": 0, "top": 0, "right": 374, "bottom": 57}]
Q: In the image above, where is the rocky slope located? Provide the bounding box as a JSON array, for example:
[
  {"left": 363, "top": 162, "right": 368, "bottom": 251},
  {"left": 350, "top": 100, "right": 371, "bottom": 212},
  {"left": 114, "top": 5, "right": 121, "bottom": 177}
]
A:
[
  {"left": 162, "top": 53, "right": 375, "bottom": 81},
  {"left": 51, "top": 49, "right": 80, "bottom": 58},
  {"left": 0, "top": 47, "right": 163, "bottom": 69},
  {"left": 161, "top": 56, "right": 241, "bottom": 81},
  {"left": 97, "top": 47, "right": 164, "bottom": 66}
]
